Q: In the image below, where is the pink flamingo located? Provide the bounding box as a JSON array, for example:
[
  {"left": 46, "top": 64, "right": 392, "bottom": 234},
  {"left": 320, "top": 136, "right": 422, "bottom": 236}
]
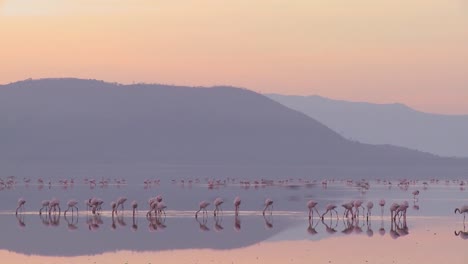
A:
[
  {"left": 454, "top": 205, "right": 468, "bottom": 222},
  {"left": 321, "top": 203, "right": 338, "bottom": 221},
  {"left": 341, "top": 201, "right": 354, "bottom": 219},
  {"left": 214, "top": 197, "right": 224, "bottom": 216},
  {"left": 64, "top": 199, "right": 79, "bottom": 216},
  {"left": 389, "top": 202, "right": 400, "bottom": 220},
  {"left": 39, "top": 200, "right": 50, "bottom": 215},
  {"left": 379, "top": 199, "right": 385, "bottom": 215},
  {"left": 263, "top": 198, "right": 273, "bottom": 215},
  {"left": 48, "top": 198, "right": 60, "bottom": 215},
  {"left": 157, "top": 202, "right": 167, "bottom": 217},
  {"left": 16, "top": 198, "right": 26, "bottom": 215},
  {"left": 116, "top": 197, "right": 127, "bottom": 211},
  {"left": 412, "top": 190, "right": 420, "bottom": 200},
  {"left": 307, "top": 200, "right": 320, "bottom": 219},
  {"left": 233, "top": 196, "right": 241, "bottom": 216},
  {"left": 196, "top": 200, "right": 210, "bottom": 218},
  {"left": 353, "top": 200, "right": 365, "bottom": 219}
]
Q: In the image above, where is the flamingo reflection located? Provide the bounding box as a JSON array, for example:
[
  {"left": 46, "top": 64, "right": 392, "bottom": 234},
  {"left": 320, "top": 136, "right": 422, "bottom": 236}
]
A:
[
  {"left": 15, "top": 213, "right": 26, "bottom": 228},
  {"left": 307, "top": 218, "right": 319, "bottom": 235},
  {"left": 234, "top": 215, "right": 241, "bottom": 231},
  {"left": 64, "top": 214, "right": 78, "bottom": 231},
  {"left": 196, "top": 215, "right": 210, "bottom": 232}
]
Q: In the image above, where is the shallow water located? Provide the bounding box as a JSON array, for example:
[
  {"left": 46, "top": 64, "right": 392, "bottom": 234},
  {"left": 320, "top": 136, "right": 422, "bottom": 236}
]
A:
[{"left": 1, "top": 179, "right": 467, "bottom": 263}]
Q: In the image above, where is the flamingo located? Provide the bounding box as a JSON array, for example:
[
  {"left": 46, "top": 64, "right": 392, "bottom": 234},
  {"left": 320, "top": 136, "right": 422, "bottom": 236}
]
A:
[
  {"left": 233, "top": 196, "right": 241, "bottom": 216},
  {"left": 307, "top": 200, "right": 320, "bottom": 219},
  {"left": 157, "top": 202, "right": 167, "bottom": 217},
  {"left": 379, "top": 199, "right": 385, "bottom": 215},
  {"left": 213, "top": 197, "right": 224, "bottom": 216},
  {"left": 321, "top": 203, "right": 338, "bottom": 221},
  {"left": 64, "top": 199, "right": 79, "bottom": 216},
  {"left": 454, "top": 205, "right": 468, "bottom": 222},
  {"left": 389, "top": 203, "right": 400, "bottom": 219},
  {"left": 412, "top": 190, "right": 420, "bottom": 200},
  {"left": 48, "top": 198, "right": 60, "bottom": 215},
  {"left": 116, "top": 197, "right": 127, "bottom": 211},
  {"left": 39, "top": 200, "right": 50, "bottom": 215},
  {"left": 353, "top": 200, "right": 365, "bottom": 219},
  {"left": 195, "top": 200, "right": 210, "bottom": 218},
  {"left": 263, "top": 198, "right": 273, "bottom": 215},
  {"left": 132, "top": 200, "right": 138, "bottom": 217},
  {"left": 111, "top": 201, "right": 117, "bottom": 216},
  {"left": 366, "top": 201, "right": 374, "bottom": 221},
  {"left": 395, "top": 201, "right": 409, "bottom": 220},
  {"left": 341, "top": 201, "right": 354, "bottom": 219},
  {"left": 16, "top": 198, "right": 26, "bottom": 215}
]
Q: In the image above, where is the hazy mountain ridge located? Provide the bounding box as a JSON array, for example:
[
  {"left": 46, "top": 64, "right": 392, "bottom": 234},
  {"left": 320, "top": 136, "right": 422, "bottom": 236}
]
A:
[
  {"left": 267, "top": 94, "right": 468, "bottom": 158},
  {"left": 1, "top": 78, "right": 467, "bottom": 179}
]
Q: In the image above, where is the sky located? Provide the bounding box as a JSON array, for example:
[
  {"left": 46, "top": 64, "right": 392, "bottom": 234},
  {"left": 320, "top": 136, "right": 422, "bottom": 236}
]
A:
[{"left": 1, "top": 0, "right": 467, "bottom": 114}]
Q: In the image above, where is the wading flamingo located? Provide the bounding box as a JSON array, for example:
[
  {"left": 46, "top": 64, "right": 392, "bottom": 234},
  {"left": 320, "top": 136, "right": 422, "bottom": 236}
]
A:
[
  {"left": 213, "top": 197, "right": 224, "bottom": 216},
  {"left": 263, "top": 198, "right": 273, "bottom": 215},
  {"left": 64, "top": 199, "right": 79, "bottom": 216},
  {"left": 196, "top": 200, "right": 210, "bottom": 218},
  {"left": 307, "top": 200, "right": 320, "bottom": 219},
  {"left": 16, "top": 198, "right": 26, "bottom": 215},
  {"left": 454, "top": 205, "right": 468, "bottom": 222},
  {"left": 233, "top": 196, "right": 241, "bottom": 216}
]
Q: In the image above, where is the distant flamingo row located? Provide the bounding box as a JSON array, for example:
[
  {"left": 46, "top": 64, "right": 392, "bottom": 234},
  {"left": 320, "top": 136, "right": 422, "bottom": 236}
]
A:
[{"left": 2, "top": 175, "right": 466, "bottom": 192}]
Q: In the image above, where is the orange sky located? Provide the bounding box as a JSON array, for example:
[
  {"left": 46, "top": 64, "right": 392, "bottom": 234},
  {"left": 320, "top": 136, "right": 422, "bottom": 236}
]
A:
[{"left": 1, "top": 0, "right": 467, "bottom": 114}]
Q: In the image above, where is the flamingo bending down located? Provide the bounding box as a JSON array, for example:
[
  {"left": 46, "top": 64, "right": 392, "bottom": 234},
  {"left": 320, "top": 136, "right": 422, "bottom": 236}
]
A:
[
  {"left": 233, "top": 196, "right": 241, "bottom": 216},
  {"left": 321, "top": 203, "right": 338, "bottom": 221},
  {"left": 48, "top": 198, "right": 61, "bottom": 215},
  {"left": 307, "top": 200, "right": 320, "bottom": 219},
  {"left": 195, "top": 201, "right": 210, "bottom": 218},
  {"left": 412, "top": 190, "right": 420, "bottom": 200},
  {"left": 64, "top": 199, "right": 79, "bottom": 216},
  {"left": 214, "top": 197, "right": 224, "bottom": 216},
  {"left": 116, "top": 197, "right": 127, "bottom": 211},
  {"left": 157, "top": 202, "right": 167, "bottom": 217},
  {"left": 395, "top": 201, "right": 409, "bottom": 220},
  {"left": 263, "top": 199, "right": 273, "bottom": 215},
  {"left": 389, "top": 203, "right": 400, "bottom": 220},
  {"left": 16, "top": 198, "right": 26, "bottom": 215},
  {"left": 40, "top": 200, "right": 50, "bottom": 215},
  {"left": 454, "top": 205, "right": 468, "bottom": 222},
  {"left": 341, "top": 201, "right": 354, "bottom": 219}
]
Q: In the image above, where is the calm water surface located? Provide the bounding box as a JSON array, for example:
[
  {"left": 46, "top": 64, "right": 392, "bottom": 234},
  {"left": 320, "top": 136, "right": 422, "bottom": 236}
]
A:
[{"left": 1, "top": 179, "right": 467, "bottom": 263}]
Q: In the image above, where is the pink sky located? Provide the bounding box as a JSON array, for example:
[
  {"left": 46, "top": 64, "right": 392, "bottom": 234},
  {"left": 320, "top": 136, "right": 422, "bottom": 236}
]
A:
[{"left": 1, "top": 0, "right": 467, "bottom": 114}]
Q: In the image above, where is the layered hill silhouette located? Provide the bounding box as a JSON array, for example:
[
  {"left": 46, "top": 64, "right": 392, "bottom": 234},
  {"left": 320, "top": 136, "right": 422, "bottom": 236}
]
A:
[
  {"left": 267, "top": 94, "right": 468, "bottom": 158},
  {"left": 1, "top": 78, "right": 467, "bottom": 179}
]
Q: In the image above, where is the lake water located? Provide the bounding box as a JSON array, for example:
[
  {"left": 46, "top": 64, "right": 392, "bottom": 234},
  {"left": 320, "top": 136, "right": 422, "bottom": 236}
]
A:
[{"left": 0, "top": 178, "right": 467, "bottom": 263}]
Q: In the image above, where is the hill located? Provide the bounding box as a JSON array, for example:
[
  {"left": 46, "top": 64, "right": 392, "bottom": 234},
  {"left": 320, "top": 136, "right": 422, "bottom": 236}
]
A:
[{"left": 1, "top": 79, "right": 467, "bottom": 179}]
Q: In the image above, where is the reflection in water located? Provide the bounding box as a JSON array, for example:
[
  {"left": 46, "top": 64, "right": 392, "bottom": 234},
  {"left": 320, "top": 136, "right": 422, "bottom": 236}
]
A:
[
  {"left": 322, "top": 218, "right": 337, "bottom": 235},
  {"left": 454, "top": 224, "right": 468, "bottom": 240},
  {"left": 214, "top": 215, "right": 224, "bottom": 232},
  {"left": 64, "top": 214, "right": 78, "bottom": 231},
  {"left": 16, "top": 213, "right": 26, "bottom": 228},
  {"left": 196, "top": 215, "right": 210, "bottom": 232},
  {"left": 234, "top": 215, "right": 241, "bottom": 231},
  {"left": 87, "top": 214, "right": 102, "bottom": 231},
  {"left": 307, "top": 218, "right": 318, "bottom": 235},
  {"left": 263, "top": 214, "right": 273, "bottom": 229},
  {"left": 132, "top": 215, "right": 138, "bottom": 231}
]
